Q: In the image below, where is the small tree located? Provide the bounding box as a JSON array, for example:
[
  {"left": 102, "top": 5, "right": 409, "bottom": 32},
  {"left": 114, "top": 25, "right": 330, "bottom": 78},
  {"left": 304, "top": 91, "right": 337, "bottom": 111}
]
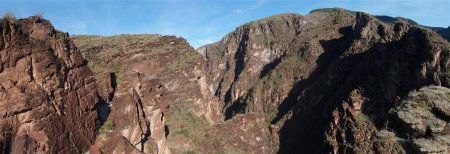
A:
[
  {"left": 99, "top": 120, "right": 115, "bottom": 133},
  {"left": 34, "top": 11, "right": 44, "bottom": 18},
  {"left": 2, "top": 12, "right": 16, "bottom": 20}
]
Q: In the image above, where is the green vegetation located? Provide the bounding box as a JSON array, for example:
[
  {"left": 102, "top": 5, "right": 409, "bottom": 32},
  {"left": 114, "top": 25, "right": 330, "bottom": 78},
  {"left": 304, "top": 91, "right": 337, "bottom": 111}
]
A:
[
  {"left": 175, "top": 128, "right": 189, "bottom": 138},
  {"left": 333, "top": 11, "right": 343, "bottom": 24},
  {"left": 2, "top": 12, "right": 16, "bottom": 21},
  {"left": 167, "top": 106, "right": 209, "bottom": 144},
  {"left": 443, "top": 48, "right": 450, "bottom": 56},
  {"left": 34, "top": 11, "right": 44, "bottom": 18},
  {"left": 300, "top": 42, "right": 310, "bottom": 51},
  {"left": 166, "top": 51, "right": 201, "bottom": 70},
  {"left": 373, "top": 130, "right": 396, "bottom": 142},
  {"left": 183, "top": 150, "right": 196, "bottom": 154},
  {"left": 310, "top": 8, "right": 356, "bottom": 15},
  {"left": 55, "top": 30, "right": 66, "bottom": 40},
  {"left": 354, "top": 113, "right": 371, "bottom": 122},
  {"left": 99, "top": 120, "right": 114, "bottom": 133},
  {"left": 269, "top": 39, "right": 276, "bottom": 47},
  {"left": 243, "top": 21, "right": 254, "bottom": 27}
]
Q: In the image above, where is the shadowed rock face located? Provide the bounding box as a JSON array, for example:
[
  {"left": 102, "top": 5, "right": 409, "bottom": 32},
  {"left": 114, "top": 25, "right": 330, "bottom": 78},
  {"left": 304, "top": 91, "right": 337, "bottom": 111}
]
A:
[
  {"left": 0, "top": 17, "right": 100, "bottom": 153},
  {"left": 437, "top": 27, "right": 450, "bottom": 42},
  {"left": 198, "top": 9, "right": 450, "bottom": 153}
]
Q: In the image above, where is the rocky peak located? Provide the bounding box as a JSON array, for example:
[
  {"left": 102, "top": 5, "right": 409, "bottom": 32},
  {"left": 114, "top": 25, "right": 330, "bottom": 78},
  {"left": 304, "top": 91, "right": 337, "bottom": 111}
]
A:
[
  {"left": 196, "top": 9, "right": 450, "bottom": 153},
  {"left": 17, "top": 16, "right": 57, "bottom": 40},
  {"left": 352, "top": 12, "right": 384, "bottom": 38},
  {"left": 0, "top": 16, "right": 100, "bottom": 153}
]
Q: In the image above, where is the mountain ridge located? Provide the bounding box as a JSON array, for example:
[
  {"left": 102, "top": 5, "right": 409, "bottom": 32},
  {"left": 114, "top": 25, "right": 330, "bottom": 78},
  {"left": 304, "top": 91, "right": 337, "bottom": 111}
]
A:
[{"left": 0, "top": 8, "right": 450, "bottom": 153}]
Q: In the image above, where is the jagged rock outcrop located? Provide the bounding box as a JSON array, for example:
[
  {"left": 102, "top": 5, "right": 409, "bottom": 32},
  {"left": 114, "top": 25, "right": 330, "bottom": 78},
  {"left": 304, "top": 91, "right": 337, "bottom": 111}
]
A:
[
  {"left": 198, "top": 9, "right": 359, "bottom": 152},
  {"left": 389, "top": 86, "right": 450, "bottom": 153},
  {"left": 73, "top": 35, "right": 225, "bottom": 153},
  {"left": 0, "top": 17, "right": 100, "bottom": 153},
  {"left": 198, "top": 8, "right": 450, "bottom": 153},
  {"left": 74, "top": 32, "right": 272, "bottom": 153}
]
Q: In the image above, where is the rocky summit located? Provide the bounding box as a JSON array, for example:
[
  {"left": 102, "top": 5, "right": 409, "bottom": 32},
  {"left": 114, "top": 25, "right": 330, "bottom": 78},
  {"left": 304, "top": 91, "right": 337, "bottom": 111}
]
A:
[
  {"left": 0, "top": 17, "right": 100, "bottom": 153},
  {"left": 0, "top": 8, "right": 450, "bottom": 154}
]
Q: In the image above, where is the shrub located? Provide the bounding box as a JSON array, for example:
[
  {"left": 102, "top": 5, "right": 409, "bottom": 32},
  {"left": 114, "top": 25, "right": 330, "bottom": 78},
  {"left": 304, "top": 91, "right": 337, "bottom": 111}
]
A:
[
  {"left": 184, "top": 150, "right": 195, "bottom": 154},
  {"left": 99, "top": 120, "right": 114, "bottom": 133},
  {"left": 333, "top": 11, "right": 343, "bottom": 24},
  {"left": 443, "top": 48, "right": 450, "bottom": 55},
  {"left": 34, "top": 11, "right": 44, "bottom": 18},
  {"left": 55, "top": 31, "right": 66, "bottom": 40},
  {"left": 2, "top": 12, "right": 16, "bottom": 20}
]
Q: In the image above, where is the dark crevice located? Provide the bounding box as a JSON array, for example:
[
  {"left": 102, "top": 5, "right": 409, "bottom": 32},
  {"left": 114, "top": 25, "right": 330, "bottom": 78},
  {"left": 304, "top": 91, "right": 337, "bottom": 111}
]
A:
[
  {"left": 214, "top": 78, "right": 224, "bottom": 96},
  {"left": 132, "top": 89, "right": 151, "bottom": 152},
  {"left": 431, "top": 107, "right": 450, "bottom": 123},
  {"left": 233, "top": 31, "right": 249, "bottom": 81},
  {"left": 2, "top": 129, "right": 12, "bottom": 154},
  {"left": 97, "top": 72, "right": 117, "bottom": 122},
  {"left": 97, "top": 101, "right": 110, "bottom": 123},
  {"left": 224, "top": 88, "right": 255, "bottom": 120},
  {"left": 109, "top": 72, "right": 117, "bottom": 102},
  {"left": 164, "top": 125, "right": 169, "bottom": 138},
  {"left": 224, "top": 97, "right": 248, "bottom": 120},
  {"left": 259, "top": 55, "right": 285, "bottom": 79},
  {"left": 222, "top": 29, "right": 250, "bottom": 118},
  {"left": 223, "top": 86, "right": 232, "bottom": 104}
]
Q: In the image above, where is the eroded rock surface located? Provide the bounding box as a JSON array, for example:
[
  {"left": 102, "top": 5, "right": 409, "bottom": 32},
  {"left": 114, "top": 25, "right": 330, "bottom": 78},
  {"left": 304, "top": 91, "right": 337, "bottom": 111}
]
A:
[
  {"left": 198, "top": 9, "right": 450, "bottom": 153},
  {"left": 71, "top": 8, "right": 450, "bottom": 154},
  {"left": 73, "top": 35, "right": 226, "bottom": 153},
  {"left": 389, "top": 86, "right": 450, "bottom": 153},
  {"left": 0, "top": 17, "right": 100, "bottom": 153}
]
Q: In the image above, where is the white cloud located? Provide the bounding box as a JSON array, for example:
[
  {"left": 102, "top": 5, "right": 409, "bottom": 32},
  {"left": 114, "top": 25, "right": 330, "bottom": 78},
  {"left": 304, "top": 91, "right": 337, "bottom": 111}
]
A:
[{"left": 233, "top": 9, "right": 243, "bottom": 13}]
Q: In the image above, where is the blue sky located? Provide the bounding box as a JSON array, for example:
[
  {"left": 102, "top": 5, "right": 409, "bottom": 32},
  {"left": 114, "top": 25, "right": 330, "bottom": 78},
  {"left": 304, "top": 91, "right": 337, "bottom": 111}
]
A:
[{"left": 1, "top": 0, "right": 449, "bottom": 48}]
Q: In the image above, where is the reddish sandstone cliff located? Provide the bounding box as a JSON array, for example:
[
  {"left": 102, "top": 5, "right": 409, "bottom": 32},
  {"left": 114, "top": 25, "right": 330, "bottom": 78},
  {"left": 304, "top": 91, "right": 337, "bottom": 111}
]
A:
[{"left": 0, "top": 16, "right": 100, "bottom": 153}]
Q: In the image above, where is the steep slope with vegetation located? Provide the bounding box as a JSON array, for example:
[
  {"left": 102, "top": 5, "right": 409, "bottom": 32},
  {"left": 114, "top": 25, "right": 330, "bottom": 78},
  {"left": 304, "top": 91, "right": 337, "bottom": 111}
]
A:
[
  {"left": 2, "top": 7, "right": 449, "bottom": 154},
  {"left": 198, "top": 8, "right": 450, "bottom": 153},
  {"left": 73, "top": 34, "right": 267, "bottom": 153},
  {"left": 73, "top": 34, "right": 213, "bottom": 153}
]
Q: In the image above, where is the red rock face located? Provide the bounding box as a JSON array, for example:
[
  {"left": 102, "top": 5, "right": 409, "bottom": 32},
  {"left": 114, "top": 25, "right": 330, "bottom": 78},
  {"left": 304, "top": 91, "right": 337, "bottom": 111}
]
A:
[{"left": 0, "top": 17, "right": 100, "bottom": 153}]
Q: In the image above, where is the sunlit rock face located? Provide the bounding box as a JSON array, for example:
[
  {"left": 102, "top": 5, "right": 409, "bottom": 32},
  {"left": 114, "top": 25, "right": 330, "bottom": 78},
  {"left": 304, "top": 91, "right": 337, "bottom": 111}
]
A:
[{"left": 0, "top": 17, "right": 100, "bottom": 153}]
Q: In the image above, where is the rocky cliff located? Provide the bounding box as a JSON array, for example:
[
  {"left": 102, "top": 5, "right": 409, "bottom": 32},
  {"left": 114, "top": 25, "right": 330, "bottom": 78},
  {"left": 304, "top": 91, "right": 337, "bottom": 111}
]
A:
[
  {"left": 72, "top": 34, "right": 230, "bottom": 153},
  {"left": 198, "top": 8, "right": 450, "bottom": 153},
  {"left": 2, "top": 7, "right": 449, "bottom": 154},
  {"left": 0, "top": 17, "right": 100, "bottom": 153},
  {"left": 72, "top": 32, "right": 270, "bottom": 153}
]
